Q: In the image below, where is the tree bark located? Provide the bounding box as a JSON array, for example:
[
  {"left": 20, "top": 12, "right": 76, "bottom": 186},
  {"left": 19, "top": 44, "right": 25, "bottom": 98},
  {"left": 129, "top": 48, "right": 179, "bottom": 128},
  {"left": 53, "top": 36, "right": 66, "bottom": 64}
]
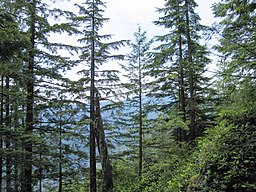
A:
[
  {"left": 23, "top": 0, "right": 36, "bottom": 191},
  {"left": 178, "top": 2, "right": 186, "bottom": 142},
  {"left": 13, "top": 101, "right": 19, "bottom": 192},
  {"left": 59, "top": 118, "right": 62, "bottom": 192},
  {"left": 95, "top": 92, "right": 113, "bottom": 192},
  {"left": 5, "top": 76, "right": 11, "bottom": 192},
  {"left": 185, "top": 0, "right": 196, "bottom": 141},
  {"left": 0, "top": 76, "right": 3, "bottom": 192},
  {"left": 90, "top": 1, "right": 97, "bottom": 191},
  {"left": 138, "top": 40, "right": 143, "bottom": 177}
]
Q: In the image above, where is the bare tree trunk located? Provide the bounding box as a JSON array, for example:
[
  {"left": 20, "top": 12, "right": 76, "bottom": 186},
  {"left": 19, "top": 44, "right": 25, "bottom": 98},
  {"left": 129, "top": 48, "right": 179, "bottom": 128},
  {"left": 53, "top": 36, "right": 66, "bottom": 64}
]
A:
[
  {"left": 90, "top": 1, "right": 97, "bottom": 190},
  {"left": 59, "top": 119, "right": 62, "bottom": 192},
  {"left": 5, "top": 76, "right": 11, "bottom": 192},
  {"left": 95, "top": 92, "right": 113, "bottom": 192},
  {"left": 0, "top": 76, "right": 3, "bottom": 192},
  {"left": 13, "top": 102, "right": 19, "bottom": 192}
]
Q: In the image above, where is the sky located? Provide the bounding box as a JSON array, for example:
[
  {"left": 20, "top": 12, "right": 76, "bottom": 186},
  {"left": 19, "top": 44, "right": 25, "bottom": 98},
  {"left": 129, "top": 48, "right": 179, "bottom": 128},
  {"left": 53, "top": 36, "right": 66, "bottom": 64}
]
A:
[
  {"left": 101, "top": 0, "right": 220, "bottom": 63},
  {"left": 54, "top": 0, "right": 220, "bottom": 47},
  {"left": 54, "top": 0, "right": 221, "bottom": 79},
  {"left": 102, "top": 0, "right": 220, "bottom": 41}
]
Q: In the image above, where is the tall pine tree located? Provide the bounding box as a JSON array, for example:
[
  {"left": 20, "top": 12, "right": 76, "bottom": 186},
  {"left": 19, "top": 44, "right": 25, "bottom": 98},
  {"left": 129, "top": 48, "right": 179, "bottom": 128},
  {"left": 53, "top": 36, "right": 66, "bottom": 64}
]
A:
[
  {"left": 120, "top": 26, "right": 153, "bottom": 177},
  {"left": 0, "top": 0, "right": 80, "bottom": 190},
  {"left": 71, "top": 0, "right": 126, "bottom": 191},
  {"left": 153, "top": 0, "right": 213, "bottom": 142}
]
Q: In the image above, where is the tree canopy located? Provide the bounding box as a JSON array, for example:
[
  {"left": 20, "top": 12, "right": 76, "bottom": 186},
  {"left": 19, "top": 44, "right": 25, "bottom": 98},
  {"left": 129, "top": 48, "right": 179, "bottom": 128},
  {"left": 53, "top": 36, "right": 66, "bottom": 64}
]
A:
[{"left": 0, "top": 0, "right": 255, "bottom": 191}]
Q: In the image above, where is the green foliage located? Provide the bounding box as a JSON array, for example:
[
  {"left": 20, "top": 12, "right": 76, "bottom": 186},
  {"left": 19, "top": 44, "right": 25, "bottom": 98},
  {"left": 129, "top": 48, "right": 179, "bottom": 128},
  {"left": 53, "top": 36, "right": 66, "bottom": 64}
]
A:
[
  {"left": 0, "top": 8, "right": 29, "bottom": 62},
  {"left": 166, "top": 111, "right": 189, "bottom": 131},
  {"left": 111, "top": 109, "right": 192, "bottom": 191},
  {"left": 113, "top": 142, "right": 190, "bottom": 192},
  {"left": 0, "top": 0, "right": 255, "bottom": 191},
  {"left": 198, "top": 82, "right": 256, "bottom": 191},
  {"left": 138, "top": 159, "right": 173, "bottom": 192},
  {"left": 149, "top": 0, "right": 214, "bottom": 143},
  {"left": 201, "top": 124, "right": 256, "bottom": 191},
  {"left": 112, "top": 160, "right": 139, "bottom": 191},
  {"left": 62, "top": 179, "right": 88, "bottom": 192},
  {"left": 168, "top": 84, "right": 256, "bottom": 191}
]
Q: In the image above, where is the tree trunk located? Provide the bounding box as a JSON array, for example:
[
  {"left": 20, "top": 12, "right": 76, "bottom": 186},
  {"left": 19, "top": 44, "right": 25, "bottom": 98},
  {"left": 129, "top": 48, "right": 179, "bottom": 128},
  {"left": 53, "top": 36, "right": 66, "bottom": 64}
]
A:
[
  {"left": 178, "top": 2, "right": 186, "bottom": 142},
  {"left": 90, "top": 1, "right": 97, "bottom": 191},
  {"left": 13, "top": 101, "right": 19, "bottom": 192},
  {"left": 90, "top": 59, "right": 97, "bottom": 192},
  {"left": 95, "top": 92, "right": 113, "bottom": 192},
  {"left": 0, "top": 76, "right": 3, "bottom": 192},
  {"left": 5, "top": 76, "right": 11, "bottom": 192},
  {"left": 23, "top": 0, "right": 36, "bottom": 191},
  {"left": 39, "top": 154, "right": 42, "bottom": 192},
  {"left": 185, "top": 0, "right": 196, "bottom": 141},
  {"left": 39, "top": 133, "right": 42, "bottom": 192},
  {"left": 59, "top": 119, "right": 62, "bottom": 192},
  {"left": 138, "top": 41, "right": 143, "bottom": 177}
]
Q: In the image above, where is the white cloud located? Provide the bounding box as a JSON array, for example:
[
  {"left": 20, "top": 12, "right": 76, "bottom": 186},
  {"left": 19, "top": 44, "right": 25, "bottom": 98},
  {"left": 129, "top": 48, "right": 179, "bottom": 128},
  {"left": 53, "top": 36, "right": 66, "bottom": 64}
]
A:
[
  {"left": 53, "top": 0, "right": 221, "bottom": 79},
  {"left": 102, "top": 0, "right": 220, "bottom": 41},
  {"left": 195, "top": 0, "right": 220, "bottom": 25},
  {"left": 102, "top": 0, "right": 165, "bottom": 40}
]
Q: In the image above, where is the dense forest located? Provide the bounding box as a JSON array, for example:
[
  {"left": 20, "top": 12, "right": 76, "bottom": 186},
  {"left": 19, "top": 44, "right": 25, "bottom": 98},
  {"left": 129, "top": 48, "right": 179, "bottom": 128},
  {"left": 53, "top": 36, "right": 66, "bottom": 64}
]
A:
[{"left": 0, "top": 0, "right": 255, "bottom": 191}]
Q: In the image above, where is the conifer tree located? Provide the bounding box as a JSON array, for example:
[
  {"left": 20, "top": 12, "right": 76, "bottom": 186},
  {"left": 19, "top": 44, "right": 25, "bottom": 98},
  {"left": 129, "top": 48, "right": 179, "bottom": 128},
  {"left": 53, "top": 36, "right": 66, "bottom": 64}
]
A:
[
  {"left": 153, "top": 0, "right": 212, "bottom": 142},
  {"left": 23, "top": 1, "right": 36, "bottom": 190},
  {"left": 0, "top": 0, "right": 80, "bottom": 190},
  {"left": 213, "top": 0, "right": 256, "bottom": 82},
  {"left": 36, "top": 95, "right": 86, "bottom": 191},
  {"left": 167, "top": 2, "right": 255, "bottom": 190},
  {"left": 211, "top": 0, "right": 256, "bottom": 135},
  {"left": 120, "top": 26, "right": 152, "bottom": 176},
  {"left": 71, "top": 0, "right": 125, "bottom": 191},
  {"left": 0, "top": 3, "right": 29, "bottom": 191}
]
